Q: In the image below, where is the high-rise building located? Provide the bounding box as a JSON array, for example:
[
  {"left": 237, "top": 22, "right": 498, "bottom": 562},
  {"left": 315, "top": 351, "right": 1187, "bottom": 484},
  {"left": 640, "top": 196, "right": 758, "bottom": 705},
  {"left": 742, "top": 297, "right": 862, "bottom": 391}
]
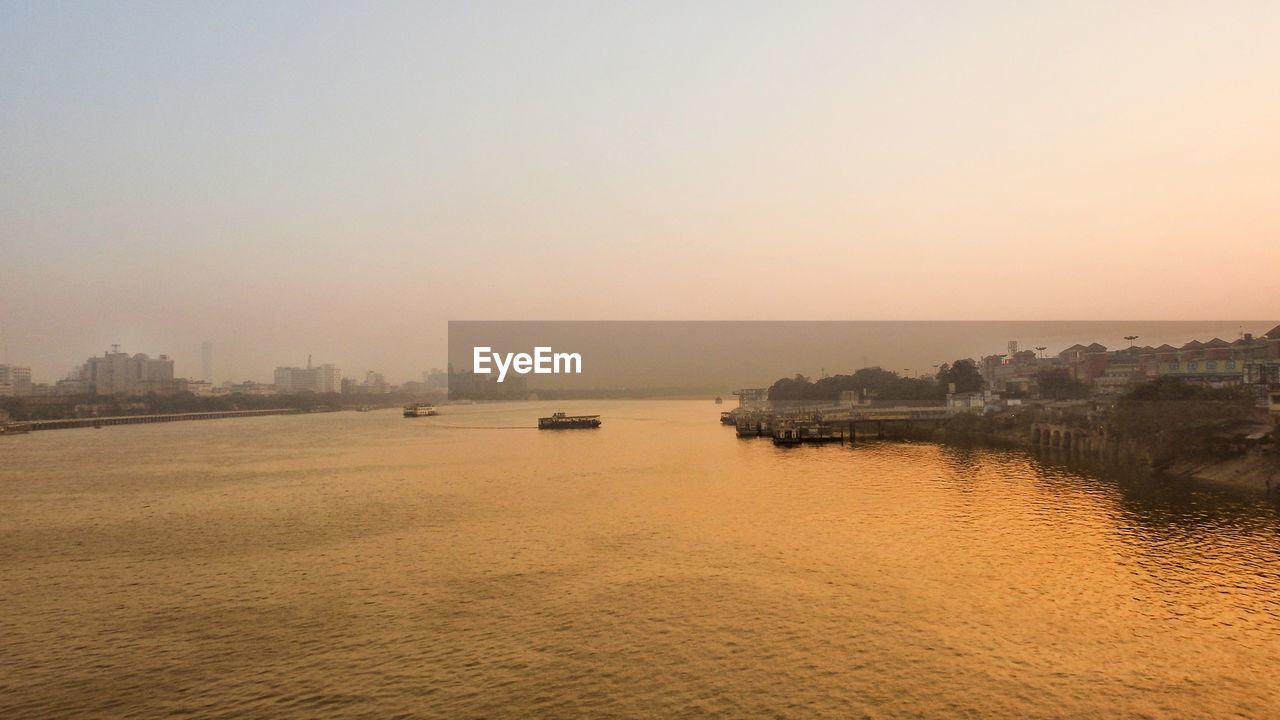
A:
[
  {"left": 274, "top": 361, "right": 342, "bottom": 394},
  {"left": 0, "top": 364, "right": 33, "bottom": 397},
  {"left": 201, "top": 341, "right": 214, "bottom": 383},
  {"left": 313, "top": 364, "right": 341, "bottom": 393},
  {"left": 82, "top": 348, "right": 175, "bottom": 396}
]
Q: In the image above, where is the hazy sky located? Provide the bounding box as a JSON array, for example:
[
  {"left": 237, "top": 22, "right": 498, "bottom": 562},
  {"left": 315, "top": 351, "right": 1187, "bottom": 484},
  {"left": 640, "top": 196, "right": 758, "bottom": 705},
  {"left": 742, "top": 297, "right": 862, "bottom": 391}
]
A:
[{"left": 2, "top": 2, "right": 1278, "bottom": 383}]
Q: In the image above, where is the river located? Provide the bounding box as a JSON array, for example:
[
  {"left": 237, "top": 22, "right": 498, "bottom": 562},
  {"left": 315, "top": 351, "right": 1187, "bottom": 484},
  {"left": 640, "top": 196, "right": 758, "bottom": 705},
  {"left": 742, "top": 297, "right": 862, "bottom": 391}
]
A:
[{"left": 2, "top": 400, "right": 1278, "bottom": 718}]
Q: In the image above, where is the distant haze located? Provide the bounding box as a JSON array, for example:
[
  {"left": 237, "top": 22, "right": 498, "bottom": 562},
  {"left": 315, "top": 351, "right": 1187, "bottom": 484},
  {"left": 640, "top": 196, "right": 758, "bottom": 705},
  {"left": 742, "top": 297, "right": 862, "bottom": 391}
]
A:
[
  {"left": 3, "top": 3, "right": 1277, "bottom": 383},
  {"left": 450, "top": 321, "right": 1279, "bottom": 393}
]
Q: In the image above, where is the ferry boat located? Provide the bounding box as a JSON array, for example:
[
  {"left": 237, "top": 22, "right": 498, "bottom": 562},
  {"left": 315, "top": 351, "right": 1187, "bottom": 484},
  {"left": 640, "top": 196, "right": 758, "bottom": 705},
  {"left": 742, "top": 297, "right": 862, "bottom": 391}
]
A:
[
  {"left": 403, "top": 404, "right": 439, "bottom": 417},
  {"left": 538, "top": 411, "right": 601, "bottom": 430}
]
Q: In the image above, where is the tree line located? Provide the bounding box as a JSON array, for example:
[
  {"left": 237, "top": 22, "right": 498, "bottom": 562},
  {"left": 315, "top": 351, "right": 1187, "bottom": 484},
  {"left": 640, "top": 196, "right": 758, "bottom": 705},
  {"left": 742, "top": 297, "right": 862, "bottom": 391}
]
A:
[{"left": 766, "top": 360, "right": 985, "bottom": 403}]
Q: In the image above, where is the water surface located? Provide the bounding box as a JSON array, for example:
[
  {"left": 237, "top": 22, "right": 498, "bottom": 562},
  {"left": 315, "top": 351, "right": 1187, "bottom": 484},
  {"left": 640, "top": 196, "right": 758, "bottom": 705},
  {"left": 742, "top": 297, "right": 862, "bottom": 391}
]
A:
[{"left": 3, "top": 400, "right": 1279, "bottom": 718}]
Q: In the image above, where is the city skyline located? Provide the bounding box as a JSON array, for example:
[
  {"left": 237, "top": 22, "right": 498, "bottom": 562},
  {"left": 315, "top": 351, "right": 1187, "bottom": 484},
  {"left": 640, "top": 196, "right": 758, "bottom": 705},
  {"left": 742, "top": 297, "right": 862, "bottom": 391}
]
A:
[
  {"left": 3, "top": 319, "right": 1277, "bottom": 391},
  {"left": 3, "top": 2, "right": 1279, "bottom": 382}
]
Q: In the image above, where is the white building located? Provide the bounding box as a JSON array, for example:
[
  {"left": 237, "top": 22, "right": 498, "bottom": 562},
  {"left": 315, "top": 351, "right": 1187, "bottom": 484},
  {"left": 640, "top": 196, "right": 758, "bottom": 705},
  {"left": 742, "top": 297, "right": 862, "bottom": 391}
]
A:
[
  {"left": 0, "top": 364, "right": 32, "bottom": 397},
  {"left": 274, "top": 362, "right": 342, "bottom": 394},
  {"left": 82, "top": 349, "right": 174, "bottom": 396}
]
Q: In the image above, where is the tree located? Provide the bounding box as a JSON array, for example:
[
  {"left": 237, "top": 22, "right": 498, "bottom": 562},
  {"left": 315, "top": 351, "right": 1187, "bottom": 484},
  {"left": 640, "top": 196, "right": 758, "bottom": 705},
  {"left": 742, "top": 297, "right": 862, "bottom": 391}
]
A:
[
  {"left": 767, "top": 366, "right": 943, "bottom": 402},
  {"left": 1036, "top": 368, "right": 1088, "bottom": 400},
  {"left": 936, "top": 359, "right": 983, "bottom": 394}
]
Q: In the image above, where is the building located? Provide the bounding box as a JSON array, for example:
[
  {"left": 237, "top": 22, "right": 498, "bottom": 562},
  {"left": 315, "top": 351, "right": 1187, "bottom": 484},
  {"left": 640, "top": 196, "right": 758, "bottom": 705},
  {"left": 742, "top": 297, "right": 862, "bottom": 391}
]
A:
[
  {"left": 224, "top": 381, "right": 276, "bottom": 396},
  {"left": 447, "top": 368, "right": 527, "bottom": 400},
  {"left": 201, "top": 341, "right": 214, "bottom": 383},
  {"left": 0, "top": 364, "right": 33, "bottom": 397},
  {"left": 1057, "top": 343, "right": 1110, "bottom": 385},
  {"left": 735, "top": 388, "right": 769, "bottom": 409},
  {"left": 979, "top": 350, "right": 1058, "bottom": 396},
  {"left": 81, "top": 348, "right": 175, "bottom": 396},
  {"left": 55, "top": 377, "right": 86, "bottom": 396},
  {"left": 274, "top": 360, "right": 342, "bottom": 394},
  {"left": 1040, "top": 325, "right": 1280, "bottom": 398},
  {"left": 313, "top": 364, "right": 341, "bottom": 393},
  {"left": 346, "top": 371, "right": 390, "bottom": 395},
  {"left": 170, "top": 379, "right": 220, "bottom": 396}
]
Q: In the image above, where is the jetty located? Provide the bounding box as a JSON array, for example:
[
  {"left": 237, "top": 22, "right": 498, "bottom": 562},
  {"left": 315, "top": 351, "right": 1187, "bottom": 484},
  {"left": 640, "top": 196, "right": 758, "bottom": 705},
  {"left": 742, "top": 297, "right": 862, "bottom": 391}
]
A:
[
  {"left": 14, "top": 408, "right": 304, "bottom": 432},
  {"left": 729, "top": 400, "right": 954, "bottom": 444}
]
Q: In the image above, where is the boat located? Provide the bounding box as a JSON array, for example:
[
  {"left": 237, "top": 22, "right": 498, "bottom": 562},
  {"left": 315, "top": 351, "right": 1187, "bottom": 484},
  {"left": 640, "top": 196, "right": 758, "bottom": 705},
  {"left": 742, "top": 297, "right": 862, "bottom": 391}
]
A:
[
  {"left": 356, "top": 406, "right": 371, "bottom": 412},
  {"left": 403, "top": 404, "right": 439, "bottom": 417},
  {"left": 720, "top": 410, "right": 737, "bottom": 425},
  {"left": 0, "top": 422, "right": 32, "bottom": 436},
  {"left": 538, "top": 411, "right": 601, "bottom": 430},
  {"left": 714, "top": 396, "right": 723, "bottom": 404}
]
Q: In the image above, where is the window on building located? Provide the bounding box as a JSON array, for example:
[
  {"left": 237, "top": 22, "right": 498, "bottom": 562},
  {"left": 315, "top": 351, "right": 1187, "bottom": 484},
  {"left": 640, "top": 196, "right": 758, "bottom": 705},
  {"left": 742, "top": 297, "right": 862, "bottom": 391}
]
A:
[
  {"left": 1168, "top": 362, "right": 1179, "bottom": 371},
  {"left": 1188, "top": 361, "right": 1198, "bottom": 371},
  {"left": 1226, "top": 360, "right": 1236, "bottom": 370},
  {"left": 1206, "top": 361, "right": 1217, "bottom": 371}
]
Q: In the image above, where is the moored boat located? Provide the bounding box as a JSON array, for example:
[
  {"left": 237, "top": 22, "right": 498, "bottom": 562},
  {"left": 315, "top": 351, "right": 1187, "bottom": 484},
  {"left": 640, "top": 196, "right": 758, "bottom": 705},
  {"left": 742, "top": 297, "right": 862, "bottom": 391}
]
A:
[{"left": 403, "top": 404, "right": 439, "bottom": 417}]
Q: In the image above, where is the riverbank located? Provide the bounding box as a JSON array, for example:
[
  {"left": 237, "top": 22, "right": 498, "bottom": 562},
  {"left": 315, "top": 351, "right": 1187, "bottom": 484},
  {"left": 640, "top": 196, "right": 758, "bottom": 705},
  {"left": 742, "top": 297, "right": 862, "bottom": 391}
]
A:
[
  {"left": 1165, "top": 452, "right": 1280, "bottom": 494},
  {"left": 933, "top": 415, "right": 1280, "bottom": 495}
]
